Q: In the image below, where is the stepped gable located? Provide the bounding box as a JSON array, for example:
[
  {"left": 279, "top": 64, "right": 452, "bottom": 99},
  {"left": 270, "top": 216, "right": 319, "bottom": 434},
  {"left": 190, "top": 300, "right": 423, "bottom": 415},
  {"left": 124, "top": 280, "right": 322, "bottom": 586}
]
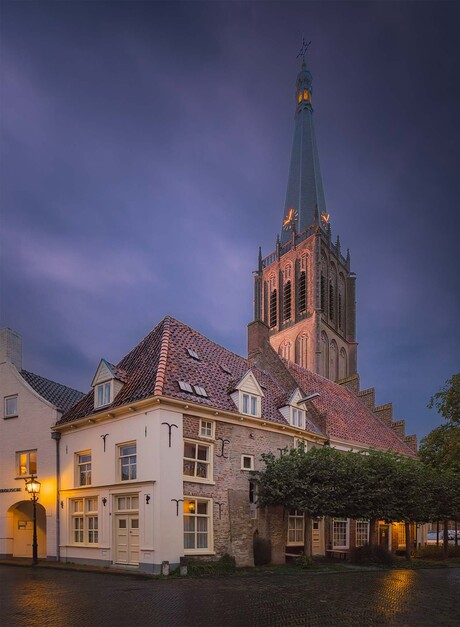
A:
[
  {"left": 20, "top": 370, "right": 84, "bottom": 412},
  {"left": 286, "top": 361, "right": 416, "bottom": 456},
  {"left": 57, "top": 316, "right": 323, "bottom": 435}
]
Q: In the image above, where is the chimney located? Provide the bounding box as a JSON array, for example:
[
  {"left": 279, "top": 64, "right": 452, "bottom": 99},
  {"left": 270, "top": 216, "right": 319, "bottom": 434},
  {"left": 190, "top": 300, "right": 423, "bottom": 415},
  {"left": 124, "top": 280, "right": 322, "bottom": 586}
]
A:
[
  {"left": 247, "top": 320, "right": 270, "bottom": 362},
  {"left": 0, "top": 328, "right": 23, "bottom": 370}
]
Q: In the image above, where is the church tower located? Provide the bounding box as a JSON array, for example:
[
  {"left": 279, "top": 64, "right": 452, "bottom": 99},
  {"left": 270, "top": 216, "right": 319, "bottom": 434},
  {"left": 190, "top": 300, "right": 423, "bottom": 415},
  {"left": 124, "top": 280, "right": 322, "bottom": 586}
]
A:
[{"left": 253, "top": 52, "right": 358, "bottom": 381}]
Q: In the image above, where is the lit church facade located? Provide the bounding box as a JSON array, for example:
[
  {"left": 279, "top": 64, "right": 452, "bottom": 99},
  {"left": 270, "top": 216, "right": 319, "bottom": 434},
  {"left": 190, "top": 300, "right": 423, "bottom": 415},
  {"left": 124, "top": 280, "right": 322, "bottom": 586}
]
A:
[{"left": 0, "top": 55, "right": 422, "bottom": 572}]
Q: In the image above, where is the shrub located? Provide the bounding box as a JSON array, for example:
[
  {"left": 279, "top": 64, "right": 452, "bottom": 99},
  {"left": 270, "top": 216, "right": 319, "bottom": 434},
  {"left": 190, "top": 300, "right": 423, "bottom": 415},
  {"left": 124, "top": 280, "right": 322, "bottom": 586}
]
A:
[
  {"left": 349, "top": 544, "right": 394, "bottom": 566},
  {"left": 187, "top": 554, "right": 236, "bottom": 576},
  {"left": 295, "top": 554, "right": 314, "bottom": 569},
  {"left": 413, "top": 545, "right": 460, "bottom": 560},
  {"left": 253, "top": 537, "right": 272, "bottom": 566}
]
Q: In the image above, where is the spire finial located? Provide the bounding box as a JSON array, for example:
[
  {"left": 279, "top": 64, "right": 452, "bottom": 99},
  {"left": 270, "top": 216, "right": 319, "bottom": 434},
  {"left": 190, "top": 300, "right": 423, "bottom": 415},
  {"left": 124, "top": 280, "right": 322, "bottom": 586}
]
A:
[{"left": 296, "top": 38, "right": 312, "bottom": 62}]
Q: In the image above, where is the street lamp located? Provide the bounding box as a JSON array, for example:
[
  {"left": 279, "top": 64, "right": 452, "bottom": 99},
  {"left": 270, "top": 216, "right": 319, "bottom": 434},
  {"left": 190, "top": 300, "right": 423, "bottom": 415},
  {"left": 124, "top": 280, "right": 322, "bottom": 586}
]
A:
[{"left": 25, "top": 475, "right": 41, "bottom": 565}]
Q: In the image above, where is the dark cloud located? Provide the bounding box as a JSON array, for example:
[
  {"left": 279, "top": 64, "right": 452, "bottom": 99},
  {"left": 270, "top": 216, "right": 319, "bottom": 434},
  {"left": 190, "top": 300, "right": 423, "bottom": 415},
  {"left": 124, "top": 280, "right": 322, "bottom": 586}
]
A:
[{"left": 1, "top": 1, "right": 459, "bottom": 438}]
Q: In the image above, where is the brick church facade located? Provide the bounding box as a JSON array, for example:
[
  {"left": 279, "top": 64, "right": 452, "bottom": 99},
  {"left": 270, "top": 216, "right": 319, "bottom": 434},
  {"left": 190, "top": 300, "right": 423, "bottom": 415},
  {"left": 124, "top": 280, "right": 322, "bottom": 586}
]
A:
[{"left": 0, "top": 54, "right": 422, "bottom": 571}]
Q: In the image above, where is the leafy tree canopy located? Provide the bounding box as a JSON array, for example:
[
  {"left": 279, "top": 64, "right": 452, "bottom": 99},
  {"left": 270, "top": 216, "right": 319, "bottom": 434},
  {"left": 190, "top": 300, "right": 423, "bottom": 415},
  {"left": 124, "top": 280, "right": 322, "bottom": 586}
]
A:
[{"left": 427, "top": 373, "right": 460, "bottom": 425}]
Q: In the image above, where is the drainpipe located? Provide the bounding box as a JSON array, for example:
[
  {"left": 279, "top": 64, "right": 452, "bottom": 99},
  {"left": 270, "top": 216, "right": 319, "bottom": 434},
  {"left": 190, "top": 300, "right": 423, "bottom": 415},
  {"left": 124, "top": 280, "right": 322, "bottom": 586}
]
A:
[{"left": 51, "top": 431, "right": 61, "bottom": 561}]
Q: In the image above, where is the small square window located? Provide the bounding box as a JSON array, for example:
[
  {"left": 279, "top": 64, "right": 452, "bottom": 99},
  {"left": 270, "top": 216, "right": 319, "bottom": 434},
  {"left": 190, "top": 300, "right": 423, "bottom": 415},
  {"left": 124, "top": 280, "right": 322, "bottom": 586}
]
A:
[
  {"left": 16, "top": 450, "right": 37, "bottom": 477},
  {"left": 241, "top": 455, "right": 254, "bottom": 471},
  {"left": 200, "top": 420, "right": 214, "bottom": 439},
  {"left": 4, "top": 395, "right": 18, "bottom": 418}
]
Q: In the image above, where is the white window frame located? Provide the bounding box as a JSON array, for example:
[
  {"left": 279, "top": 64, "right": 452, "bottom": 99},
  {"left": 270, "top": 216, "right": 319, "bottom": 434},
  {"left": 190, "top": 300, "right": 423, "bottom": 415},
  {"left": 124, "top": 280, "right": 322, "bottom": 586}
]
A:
[
  {"left": 183, "top": 439, "right": 213, "bottom": 483},
  {"left": 293, "top": 437, "right": 308, "bottom": 450},
  {"left": 241, "top": 454, "right": 254, "bottom": 471},
  {"left": 199, "top": 419, "right": 215, "bottom": 440},
  {"left": 333, "top": 518, "right": 349, "bottom": 549},
  {"left": 4, "top": 395, "right": 18, "bottom": 418},
  {"left": 76, "top": 451, "right": 92, "bottom": 486},
  {"left": 118, "top": 442, "right": 137, "bottom": 481},
  {"left": 95, "top": 381, "right": 112, "bottom": 408},
  {"left": 16, "top": 450, "right": 37, "bottom": 477},
  {"left": 183, "top": 497, "right": 214, "bottom": 555},
  {"left": 356, "top": 520, "right": 370, "bottom": 547},
  {"left": 241, "top": 392, "right": 260, "bottom": 417},
  {"left": 70, "top": 497, "right": 99, "bottom": 545},
  {"left": 287, "top": 510, "right": 305, "bottom": 546},
  {"left": 291, "top": 407, "right": 305, "bottom": 429}
]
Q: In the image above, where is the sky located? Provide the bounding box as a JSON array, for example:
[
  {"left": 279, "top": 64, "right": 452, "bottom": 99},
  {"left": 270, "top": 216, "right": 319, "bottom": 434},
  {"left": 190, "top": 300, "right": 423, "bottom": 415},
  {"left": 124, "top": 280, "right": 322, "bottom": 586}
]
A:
[{"left": 1, "top": 1, "right": 459, "bottom": 440}]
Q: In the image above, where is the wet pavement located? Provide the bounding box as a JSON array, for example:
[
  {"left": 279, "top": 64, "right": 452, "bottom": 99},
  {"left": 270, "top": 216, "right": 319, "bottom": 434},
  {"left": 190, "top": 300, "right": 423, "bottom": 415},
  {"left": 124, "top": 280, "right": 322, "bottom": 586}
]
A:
[{"left": 1, "top": 565, "right": 459, "bottom": 626}]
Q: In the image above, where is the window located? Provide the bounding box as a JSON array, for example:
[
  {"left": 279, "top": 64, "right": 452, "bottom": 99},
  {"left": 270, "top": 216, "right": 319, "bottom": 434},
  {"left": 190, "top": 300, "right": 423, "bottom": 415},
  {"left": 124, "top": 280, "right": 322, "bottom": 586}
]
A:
[
  {"left": 184, "top": 498, "right": 212, "bottom": 553},
  {"left": 269, "top": 289, "right": 277, "bottom": 327},
  {"left": 291, "top": 408, "right": 304, "bottom": 429},
  {"left": 194, "top": 385, "right": 208, "bottom": 398},
  {"left": 187, "top": 348, "right": 200, "bottom": 360},
  {"left": 200, "top": 420, "right": 214, "bottom": 439},
  {"left": 95, "top": 382, "right": 111, "bottom": 408},
  {"left": 241, "top": 455, "right": 254, "bottom": 470},
  {"left": 283, "top": 280, "right": 292, "bottom": 321},
  {"left": 71, "top": 497, "right": 98, "bottom": 545},
  {"left": 118, "top": 443, "right": 136, "bottom": 481},
  {"left": 298, "top": 91, "right": 302, "bottom": 103},
  {"left": 333, "top": 518, "right": 349, "bottom": 549},
  {"left": 178, "top": 381, "right": 194, "bottom": 393},
  {"left": 329, "top": 282, "right": 335, "bottom": 321},
  {"left": 116, "top": 495, "right": 139, "bottom": 511},
  {"left": 294, "top": 437, "right": 308, "bottom": 450},
  {"left": 76, "top": 452, "right": 92, "bottom": 486},
  {"left": 298, "top": 271, "right": 306, "bottom": 313},
  {"left": 338, "top": 293, "right": 343, "bottom": 330},
  {"left": 288, "top": 510, "right": 304, "bottom": 545},
  {"left": 16, "top": 450, "right": 37, "bottom": 477},
  {"left": 249, "top": 480, "right": 257, "bottom": 504},
  {"left": 242, "top": 393, "right": 258, "bottom": 416},
  {"left": 356, "top": 520, "right": 370, "bottom": 547},
  {"left": 4, "top": 395, "right": 18, "bottom": 418},
  {"left": 183, "top": 441, "right": 211, "bottom": 481}
]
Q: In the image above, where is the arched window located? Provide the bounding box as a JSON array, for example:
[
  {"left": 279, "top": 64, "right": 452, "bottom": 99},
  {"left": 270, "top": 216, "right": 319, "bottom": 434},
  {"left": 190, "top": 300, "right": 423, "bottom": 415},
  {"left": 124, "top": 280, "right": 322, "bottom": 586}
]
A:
[
  {"left": 329, "top": 265, "right": 337, "bottom": 323},
  {"left": 283, "top": 264, "right": 292, "bottom": 281},
  {"left": 320, "top": 331, "right": 329, "bottom": 378},
  {"left": 284, "top": 281, "right": 292, "bottom": 321},
  {"left": 269, "top": 289, "right": 277, "bottom": 328},
  {"left": 338, "top": 274, "right": 346, "bottom": 332},
  {"left": 330, "top": 340, "right": 338, "bottom": 381},
  {"left": 279, "top": 342, "right": 291, "bottom": 362},
  {"left": 263, "top": 282, "right": 268, "bottom": 325},
  {"left": 329, "top": 282, "right": 335, "bottom": 321},
  {"left": 299, "top": 254, "right": 307, "bottom": 313},
  {"left": 296, "top": 333, "right": 308, "bottom": 369},
  {"left": 304, "top": 89, "right": 309, "bottom": 101},
  {"left": 298, "top": 91, "right": 302, "bottom": 104},
  {"left": 339, "top": 348, "right": 347, "bottom": 379}
]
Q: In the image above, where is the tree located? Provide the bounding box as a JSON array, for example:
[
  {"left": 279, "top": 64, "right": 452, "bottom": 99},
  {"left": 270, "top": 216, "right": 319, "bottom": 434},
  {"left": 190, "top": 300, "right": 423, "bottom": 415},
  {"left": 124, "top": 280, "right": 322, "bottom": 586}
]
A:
[{"left": 427, "top": 373, "right": 460, "bottom": 425}]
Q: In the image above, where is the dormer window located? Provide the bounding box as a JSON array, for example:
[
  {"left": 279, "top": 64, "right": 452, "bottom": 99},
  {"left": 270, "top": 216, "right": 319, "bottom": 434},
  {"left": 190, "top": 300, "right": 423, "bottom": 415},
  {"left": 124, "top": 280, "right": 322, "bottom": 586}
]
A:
[
  {"left": 95, "top": 382, "right": 112, "bottom": 408},
  {"left": 230, "top": 370, "right": 264, "bottom": 419},
  {"left": 242, "top": 393, "right": 258, "bottom": 416},
  {"left": 291, "top": 407, "right": 305, "bottom": 429}
]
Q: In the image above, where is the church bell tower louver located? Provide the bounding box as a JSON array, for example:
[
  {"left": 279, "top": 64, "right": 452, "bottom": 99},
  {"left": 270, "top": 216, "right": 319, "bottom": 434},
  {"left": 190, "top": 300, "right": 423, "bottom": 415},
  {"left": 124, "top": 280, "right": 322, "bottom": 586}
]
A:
[{"left": 253, "top": 51, "right": 358, "bottom": 381}]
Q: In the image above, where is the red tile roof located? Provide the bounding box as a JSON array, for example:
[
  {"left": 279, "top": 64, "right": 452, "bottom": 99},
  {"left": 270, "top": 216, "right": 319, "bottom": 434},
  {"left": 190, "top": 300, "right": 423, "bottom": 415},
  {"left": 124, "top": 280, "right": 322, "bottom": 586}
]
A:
[
  {"left": 285, "top": 361, "right": 415, "bottom": 455},
  {"left": 57, "top": 317, "right": 415, "bottom": 456}
]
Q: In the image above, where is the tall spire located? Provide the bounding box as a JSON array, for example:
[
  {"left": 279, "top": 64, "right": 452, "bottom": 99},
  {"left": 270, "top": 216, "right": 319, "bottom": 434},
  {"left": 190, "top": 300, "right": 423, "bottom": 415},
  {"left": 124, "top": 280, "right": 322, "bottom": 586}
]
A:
[{"left": 280, "top": 52, "right": 327, "bottom": 245}]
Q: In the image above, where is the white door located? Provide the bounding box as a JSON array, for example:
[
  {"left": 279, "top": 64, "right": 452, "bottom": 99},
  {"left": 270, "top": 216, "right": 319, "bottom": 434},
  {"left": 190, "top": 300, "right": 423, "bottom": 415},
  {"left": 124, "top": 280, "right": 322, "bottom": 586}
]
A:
[
  {"left": 312, "top": 519, "right": 324, "bottom": 555},
  {"left": 115, "top": 514, "right": 139, "bottom": 565}
]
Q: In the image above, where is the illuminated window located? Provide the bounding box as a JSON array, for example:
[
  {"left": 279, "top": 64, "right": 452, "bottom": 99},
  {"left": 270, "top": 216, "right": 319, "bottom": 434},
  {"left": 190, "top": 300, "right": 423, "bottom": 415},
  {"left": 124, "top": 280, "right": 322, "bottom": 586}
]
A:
[
  {"left": 71, "top": 497, "right": 98, "bottom": 545},
  {"left": 118, "top": 443, "right": 137, "bottom": 481},
  {"left": 4, "top": 395, "right": 18, "bottom": 418},
  {"left": 356, "top": 520, "right": 370, "bottom": 547},
  {"left": 200, "top": 420, "right": 214, "bottom": 439},
  {"left": 333, "top": 518, "right": 349, "bottom": 549},
  {"left": 298, "top": 91, "right": 302, "bottom": 103},
  {"left": 241, "top": 455, "right": 254, "bottom": 470},
  {"left": 76, "top": 451, "right": 92, "bottom": 486},
  {"left": 304, "top": 89, "right": 308, "bottom": 101},
  {"left": 183, "top": 441, "right": 212, "bottom": 481},
  {"left": 95, "top": 382, "right": 111, "bottom": 408},
  {"left": 16, "top": 450, "right": 37, "bottom": 477},
  {"left": 183, "top": 497, "right": 212, "bottom": 553},
  {"left": 288, "top": 510, "right": 304, "bottom": 545}
]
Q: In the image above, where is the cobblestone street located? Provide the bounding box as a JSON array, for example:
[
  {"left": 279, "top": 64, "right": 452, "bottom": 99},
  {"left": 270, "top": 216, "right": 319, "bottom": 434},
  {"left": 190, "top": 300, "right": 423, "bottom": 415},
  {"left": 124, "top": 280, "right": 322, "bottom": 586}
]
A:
[{"left": 1, "top": 565, "right": 459, "bottom": 626}]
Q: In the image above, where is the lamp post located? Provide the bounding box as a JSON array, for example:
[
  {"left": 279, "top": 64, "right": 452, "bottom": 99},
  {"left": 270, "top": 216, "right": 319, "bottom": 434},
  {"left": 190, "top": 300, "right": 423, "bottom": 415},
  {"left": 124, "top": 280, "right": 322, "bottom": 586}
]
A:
[{"left": 25, "top": 475, "right": 41, "bottom": 565}]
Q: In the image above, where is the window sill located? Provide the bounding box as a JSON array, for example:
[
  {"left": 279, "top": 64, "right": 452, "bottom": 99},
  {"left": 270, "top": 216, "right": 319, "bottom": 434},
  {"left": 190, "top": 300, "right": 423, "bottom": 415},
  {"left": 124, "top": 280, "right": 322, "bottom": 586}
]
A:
[
  {"left": 184, "top": 550, "right": 215, "bottom": 556},
  {"left": 67, "top": 544, "right": 100, "bottom": 549},
  {"left": 4, "top": 414, "right": 18, "bottom": 420}
]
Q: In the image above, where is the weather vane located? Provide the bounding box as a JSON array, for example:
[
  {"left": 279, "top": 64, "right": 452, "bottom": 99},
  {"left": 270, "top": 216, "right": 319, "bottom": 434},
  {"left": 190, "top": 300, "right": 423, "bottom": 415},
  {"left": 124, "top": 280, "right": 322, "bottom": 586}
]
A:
[{"left": 296, "top": 37, "right": 311, "bottom": 59}]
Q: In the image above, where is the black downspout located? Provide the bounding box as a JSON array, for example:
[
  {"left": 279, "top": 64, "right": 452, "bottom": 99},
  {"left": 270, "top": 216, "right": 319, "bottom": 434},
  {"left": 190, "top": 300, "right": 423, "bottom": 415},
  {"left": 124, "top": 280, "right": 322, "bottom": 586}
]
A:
[{"left": 51, "top": 431, "right": 61, "bottom": 562}]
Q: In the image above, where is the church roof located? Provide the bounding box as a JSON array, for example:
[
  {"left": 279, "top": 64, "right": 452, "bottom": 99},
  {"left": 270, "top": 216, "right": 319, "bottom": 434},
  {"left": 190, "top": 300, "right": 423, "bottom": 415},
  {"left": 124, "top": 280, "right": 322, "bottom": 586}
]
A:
[
  {"left": 20, "top": 369, "right": 84, "bottom": 412},
  {"left": 57, "top": 317, "right": 415, "bottom": 455},
  {"left": 280, "top": 58, "right": 327, "bottom": 245}
]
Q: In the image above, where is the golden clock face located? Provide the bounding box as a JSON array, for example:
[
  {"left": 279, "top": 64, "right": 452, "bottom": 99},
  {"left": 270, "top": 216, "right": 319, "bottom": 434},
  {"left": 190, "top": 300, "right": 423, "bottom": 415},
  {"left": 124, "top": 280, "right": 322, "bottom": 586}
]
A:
[
  {"left": 321, "top": 212, "right": 330, "bottom": 224},
  {"left": 283, "top": 208, "right": 298, "bottom": 230}
]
